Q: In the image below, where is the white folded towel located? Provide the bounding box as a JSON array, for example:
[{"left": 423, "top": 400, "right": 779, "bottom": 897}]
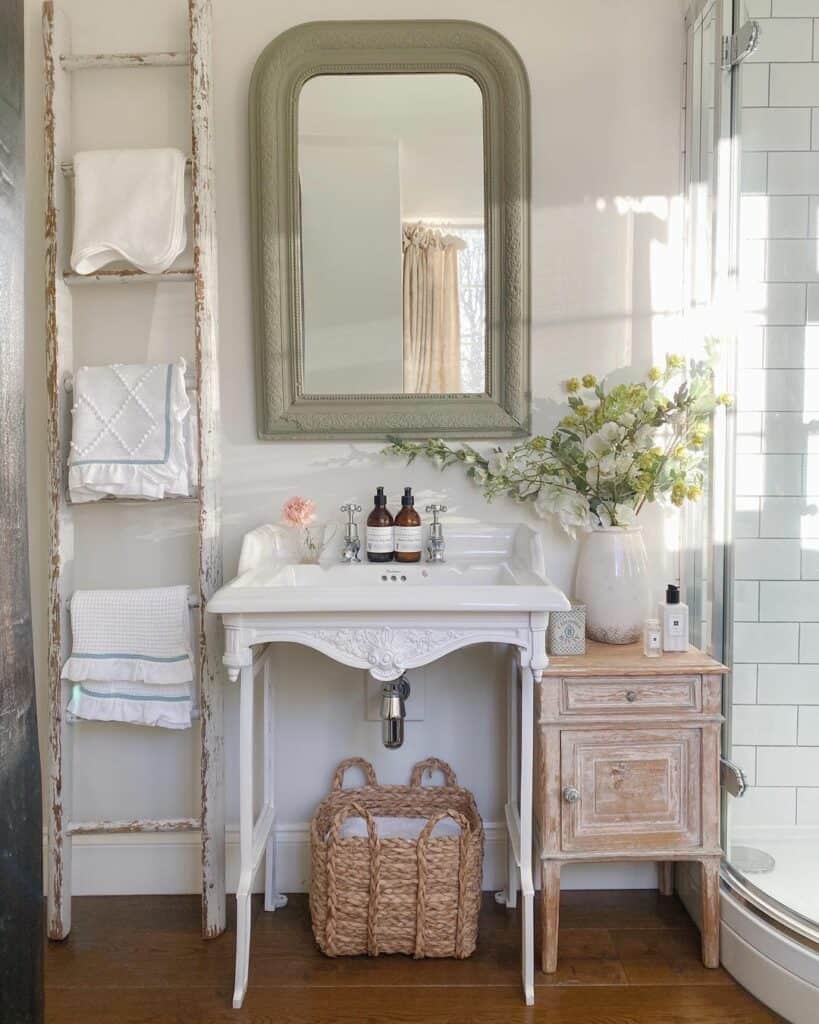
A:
[
  {"left": 70, "top": 148, "right": 187, "bottom": 275},
  {"left": 62, "top": 586, "right": 194, "bottom": 687},
  {"left": 337, "top": 816, "right": 463, "bottom": 841},
  {"left": 67, "top": 680, "right": 192, "bottom": 730},
  {"left": 68, "top": 359, "right": 191, "bottom": 502}
]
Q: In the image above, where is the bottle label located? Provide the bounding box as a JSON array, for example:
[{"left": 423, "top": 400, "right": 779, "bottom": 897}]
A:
[
  {"left": 394, "top": 526, "right": 422, "bottom": 552},
  {"left": 366, "top": 526, "right": 394, "bottom": 554},
  {"left": 667, "top": 614, "right": 685, "bottom": 636},
  {"left": 648, "top": 632, "right": 661, "bottom": 649}
]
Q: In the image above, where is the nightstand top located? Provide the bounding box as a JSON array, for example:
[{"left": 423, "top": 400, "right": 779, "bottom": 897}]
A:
[{"left": 542, "top": 641, "right": 728, "bottom": 676}]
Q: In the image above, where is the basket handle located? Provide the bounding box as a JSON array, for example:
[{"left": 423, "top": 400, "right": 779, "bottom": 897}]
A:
[
  {"left": 410, "top": 757, "right": 458, "bottom": 788},
  {"left": 414, "top": 809, "right": 472, "bottom": 959},
  {"left": 331, "top": 757, "right": 377, "bottom": 791},
  {"left": 325, "top": 801, "right": 381, "bottom": 957}
]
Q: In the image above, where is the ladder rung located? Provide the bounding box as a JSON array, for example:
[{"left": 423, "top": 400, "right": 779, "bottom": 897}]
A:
[
  {"left": 67, "top": 817, "right": 200, "bottom": 836},
  {"left": 60, "top": 51, "right": 189, "bottom": 71},
  {"left": 61, "top": 157, "right": 193, "bottom": 177},
  {"left": 63, "top": 268, "right": 194, "bottom": 285}
]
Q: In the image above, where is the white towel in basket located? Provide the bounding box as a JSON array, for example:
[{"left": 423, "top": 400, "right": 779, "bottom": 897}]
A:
[
  {"left": 338, "top": 815, "right": 463, "bottom": 840},
  {"left": 70, "top": 148, "right": 187, "bottom": 274},
  {"left": 68, "top": 359, "right": 191, "bottom": 502}
]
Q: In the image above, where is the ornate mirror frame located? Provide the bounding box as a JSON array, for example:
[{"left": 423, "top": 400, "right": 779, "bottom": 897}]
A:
[{"left": 249, "top": 20, "right": 531, "bottom": 440}]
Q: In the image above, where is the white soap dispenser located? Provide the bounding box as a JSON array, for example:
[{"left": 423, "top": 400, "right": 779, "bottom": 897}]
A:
[{"left": 660, "top": 583, "right": 688, "bottom": 652}]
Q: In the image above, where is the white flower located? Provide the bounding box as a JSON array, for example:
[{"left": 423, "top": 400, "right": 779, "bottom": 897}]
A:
[
  {"left": 599, "top": 422, "right": 626, "bottom": 445},
  {"left": 487, "top": 450, "right": 509, "bottom": 476},
  {"left": 612, "top": 503, "right": 637, "bottom": 527},
  {"left": 619, "top": 412, "right": 636, "bottom": 428},
  {"left": 534, "top": 486, "right": 590, "bottom": 536},
  {"left": 597, "top": 453, "right": 617, "bottom": 478},
  {"left": 471, "top": 467, "right": 488, "bottom": 485},
  {"left": 633, "top": 425, "right": 655, "bottom": 450}
]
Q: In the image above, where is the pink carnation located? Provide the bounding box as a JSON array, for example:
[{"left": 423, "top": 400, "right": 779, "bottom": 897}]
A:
[{"left": 281, "top": 496, "right": 317, "bottom": 527}]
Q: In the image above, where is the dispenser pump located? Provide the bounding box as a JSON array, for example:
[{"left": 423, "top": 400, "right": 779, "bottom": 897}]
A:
[
  {"left": 401, "top": 486, "right": 415, "bottom": 507},
  {"left": 374, "top": 486, "right": 387, "bottom": 507},
  {"left": 666, "top": 584, "right": 681, "bottom": 605}
]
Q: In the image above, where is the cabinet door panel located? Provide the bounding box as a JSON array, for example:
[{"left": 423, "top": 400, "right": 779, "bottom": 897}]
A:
[{"left": 560, "top": 727, "right": 701, "bottom": 852}]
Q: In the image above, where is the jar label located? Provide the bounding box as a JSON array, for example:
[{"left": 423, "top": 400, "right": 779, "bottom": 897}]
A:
[
  {"left": 366, "top": 526, "right": 394, "bottom": 553},
  {"left": 394, "top": 526, "right": 422, "bottom": 552}
]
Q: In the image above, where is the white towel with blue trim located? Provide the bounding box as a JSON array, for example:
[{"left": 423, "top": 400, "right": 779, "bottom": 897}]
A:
[
  {"left": 70, "top": 148, "right": 187, "bottom": 275},
  {"left": 68, "top": 359, "right": 191, "bottom": 502},
  {"left": 63, "top": 586, "right": 194, "bottom": 729}
]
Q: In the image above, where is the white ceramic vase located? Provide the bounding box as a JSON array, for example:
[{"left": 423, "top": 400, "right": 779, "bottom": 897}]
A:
[{"left": 574, "top": 526, "right": 651, "bottom": 644}]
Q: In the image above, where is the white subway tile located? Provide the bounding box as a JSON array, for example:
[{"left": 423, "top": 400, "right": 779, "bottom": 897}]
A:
[
  {"left": 733, "top": 621, "right": 800, "bottom": 662},
  {"left": 767, "top": 239, "right": 819, "bottom": 282},
  {"left": 736, "top": 496, "right": 761, "bottom": 537},
  {"left": 735, "top": 453, "right": 803, "bottom": 494},
  {"left": 737, "top": 411, "right": 763, "bottom": 453},
  {"left": 739, "top": 326, "right": 765, "bottom": 367},
  {"left": 735, "top": 538, "right": 802, "bottom": 578},
  {"left": 742, "top": 281, "right": 806, "bottom": 324},
  {"left": 797, "top": 787, "right": 819, "bottom": 823},
  {"left": 800, "top": 543, "right": 819, "bottom": 577},
  {"left": 768, "top": 152, "right": 819, "bottom": 193},
  {"left": 759, "top": 495, "right": 817, "bottom": 535},
  {"left": 800, "top": 622, "right": 819, "bottom": 660},
  {"left": 763, "top": 411, "right": 817, "bottom": 451},
  {"left": 748, "top": 19, "right": 815, "bottom": 61},
  {"left": 757, "top": 745, "right": 819, "bottom": 784},
  {"left": 742, "top": 152, "right": 768, "bottom": 194},
  {"left": 812, "top": 108, "right": 819, "bottom": 148},
  {"left": 742, "top": 196, "right": 808, "bottom": 239},
  {"left": 808, "top": 283, "right": 819, "bottom": 321},
  {"left": 740, "top": 239, "right": 768, "bottom": 282},
  {"left": 737, "top": 368, "right": 807, "bottom": 410},
  {"left": 772, "top": 0, "right": 819, "bottom": 12},
  {"left": 769, "top": 63, "right": 819, "bottom": 106},
  {"left": 758, "top": 663, "right": 819, "bottom": 702},
  {"left": 735, "top": 579, "right": 761, "bottom": 620},
  {"left": 804, "top": 453, "right": 819, "bottom": 491},
  {"left": 733, "top": 705, "right": 798, "bottom": 745},
  {"left": 741, "top": 63, "right": 770, "bottom": 107},
  {"left": 810, "top": 196, "right": 819, "bottom": 235},
  {"left": 731, "top": 786, "right": 796, "bottom": 827},
  {"left": 816, "top": 19, "right": 819, "bottom": 59},
  {"left": 765, "top": 325, "right": 819, "bottom": 367},
  {"left": 742, "top": 107, "right": 811, "bottom": 150},
  {"left": 798, "top": 706, "right": 819, "bottom": 743},
  {"left": 731, "top": 746, "right": 758, "bottom": 785},
  {"left": 760, "top": 580, "right": 819, "bottom": 618},
  {"left": 733, "top": 663, "right": 759, "bottom": 703},
  {"left": 746, "top": 0, "right": 771, "bottom": 13}
]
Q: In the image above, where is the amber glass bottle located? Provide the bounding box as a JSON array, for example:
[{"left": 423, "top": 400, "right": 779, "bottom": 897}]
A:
[
  {"left": 394, "top": 487, "right": 422, "bottom": 563},
  {"left": 366, "top": 486, "right": 394, "bottom": 563}
]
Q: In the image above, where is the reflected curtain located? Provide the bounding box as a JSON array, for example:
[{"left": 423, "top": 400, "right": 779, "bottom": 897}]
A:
[{"left": 402, "top": 223, "right": 466, "bottom": 393}]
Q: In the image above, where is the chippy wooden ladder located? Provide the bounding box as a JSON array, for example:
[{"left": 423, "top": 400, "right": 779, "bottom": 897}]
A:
[{"left": 43, "top": 0, "right": 225, "bottom": 940}]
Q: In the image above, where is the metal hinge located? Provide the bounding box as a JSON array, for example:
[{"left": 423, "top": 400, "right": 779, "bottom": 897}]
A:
[
  {"left": 721, "top": 21, "right": 761, "bottom": 69},
  {"left": 720, "top": 756, "right": 748, "bottom": 798}
]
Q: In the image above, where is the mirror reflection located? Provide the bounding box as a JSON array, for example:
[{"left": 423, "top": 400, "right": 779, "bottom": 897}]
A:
[{"left": 298, "top": 73, "right": 486, "bottom": 396}]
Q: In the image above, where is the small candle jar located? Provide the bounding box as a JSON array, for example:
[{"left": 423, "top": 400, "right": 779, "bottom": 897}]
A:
[{"left": 643, "top": 618, "right": 662, "bottom": 658}]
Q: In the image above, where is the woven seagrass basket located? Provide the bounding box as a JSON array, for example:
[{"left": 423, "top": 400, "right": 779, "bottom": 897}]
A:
[{"left": 310, "top": 757, "right": 484, "bottom": 959}]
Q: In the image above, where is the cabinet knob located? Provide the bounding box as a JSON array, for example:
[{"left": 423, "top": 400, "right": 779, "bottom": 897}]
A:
[
  {"left": 625, "top": 690, "right": 637, "bottom": 703},
  {"left": 562, "top": 786, "right": 580, "bottom": 804}
]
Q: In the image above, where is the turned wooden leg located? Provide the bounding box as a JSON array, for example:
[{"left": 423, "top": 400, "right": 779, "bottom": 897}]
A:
[
  {"left": 700, "top": 856, "right": 721, "bottom": 968},
  {"left": 541, "top": 859, "right": 561, "bottom": 974},
  {"left": 658, "top": 861, "right": 674, "bottom": 896}
]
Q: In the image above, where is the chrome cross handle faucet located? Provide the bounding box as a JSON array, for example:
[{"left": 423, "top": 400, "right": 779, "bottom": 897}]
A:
[
  {"left": 339, "top": 503, "right": 362, "bottom": 562},
  {"left": 425, "top": 504, "right": 448, "bottom": 562}
]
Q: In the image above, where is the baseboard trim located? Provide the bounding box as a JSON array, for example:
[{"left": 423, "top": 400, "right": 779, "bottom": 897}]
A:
[{"left": 43, "top": 824, "right": 658, "bottom": 896}]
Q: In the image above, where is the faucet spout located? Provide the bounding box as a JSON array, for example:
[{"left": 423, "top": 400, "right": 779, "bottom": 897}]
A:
[{"left": 381, "top": 674, "right": 410, "bottom": 748}]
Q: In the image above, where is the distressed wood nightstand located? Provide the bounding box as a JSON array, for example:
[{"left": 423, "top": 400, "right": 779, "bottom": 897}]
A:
[{"left": 535, "top": 641, "right": 727, "bottom": 974}]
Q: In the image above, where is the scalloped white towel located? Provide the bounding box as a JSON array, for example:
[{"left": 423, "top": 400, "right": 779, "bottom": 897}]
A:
[
  {"left": 62, "top": 586, "right": 194, "bottom": 687},
  {"left": 70, "top": 148, "right": 187, "bottom": 274},
  {"left": 67, "top": 681, "right": 192, "bottom": 730},
  {"left": 68, "top": 359, "right": 191, "bottom": 502}
]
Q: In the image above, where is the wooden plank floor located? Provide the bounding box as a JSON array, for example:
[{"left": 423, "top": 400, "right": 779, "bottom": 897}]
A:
[{"left": 45, "top": 890, "right": 783, "bottom": 1023}]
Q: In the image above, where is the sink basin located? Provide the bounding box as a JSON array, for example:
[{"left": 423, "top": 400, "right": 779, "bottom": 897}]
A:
[{"left": 208, "top": 523, "right": 570, "bottom": 615}]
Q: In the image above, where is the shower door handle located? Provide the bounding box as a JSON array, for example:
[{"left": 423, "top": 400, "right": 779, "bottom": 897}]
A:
[{"left": 720, "top": 757, "right": 747, "bottom": 798}]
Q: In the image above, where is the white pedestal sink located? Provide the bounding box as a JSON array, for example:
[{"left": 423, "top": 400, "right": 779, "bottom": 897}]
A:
[{"left": 207, "top": 523, "right": 569, "bottom": 1009}]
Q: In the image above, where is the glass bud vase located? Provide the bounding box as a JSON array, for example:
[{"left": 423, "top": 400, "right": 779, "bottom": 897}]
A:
[{"left": 574, "top": 526, "right": 651, "bottom": 644}]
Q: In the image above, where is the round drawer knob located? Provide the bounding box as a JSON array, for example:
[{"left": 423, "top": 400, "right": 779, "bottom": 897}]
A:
[
  {"left": 562, "top": 786, "right": 580, "bottom": 804},
  {"left": 625, "top": 690, "right": 637, "bottom": 703}
]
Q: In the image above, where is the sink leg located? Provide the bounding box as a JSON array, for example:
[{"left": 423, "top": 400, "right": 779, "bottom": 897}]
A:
[
  {"left": 233, "top": 661, "right": 254, "bottom": 1008},
  {"left": 520, "top": 663, "right": 535, "bottom": 1006},
  {"left": 262, "top": 658, "right": 287, "bottom": 912},
  {"left": 505, "top": 659, "right": 519, "bottom": 909}
]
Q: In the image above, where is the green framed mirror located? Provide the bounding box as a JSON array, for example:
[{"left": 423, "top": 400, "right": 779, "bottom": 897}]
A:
[{"left": 249, "top": 20, "right": 530, "bottom": 440}]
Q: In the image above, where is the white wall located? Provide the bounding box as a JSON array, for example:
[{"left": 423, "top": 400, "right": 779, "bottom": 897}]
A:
[{"left": 23, "top": 0, "right": 685, "bottom": 893}]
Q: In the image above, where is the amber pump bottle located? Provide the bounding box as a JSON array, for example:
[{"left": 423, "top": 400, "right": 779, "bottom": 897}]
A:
[
  {"left": 366, "top": 486, "right": 394, "bottom": 563},
  {"left": 394, "top": 487, "right": 422, "bottom": 563}
]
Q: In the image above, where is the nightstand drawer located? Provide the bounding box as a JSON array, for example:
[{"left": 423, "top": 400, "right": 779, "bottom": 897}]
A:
[
  {"left": 559, "top": 727, "right": 702, "bottom": 852},
  {"left": 559, "top": 676, "right": 700, "bottom": 716}
]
